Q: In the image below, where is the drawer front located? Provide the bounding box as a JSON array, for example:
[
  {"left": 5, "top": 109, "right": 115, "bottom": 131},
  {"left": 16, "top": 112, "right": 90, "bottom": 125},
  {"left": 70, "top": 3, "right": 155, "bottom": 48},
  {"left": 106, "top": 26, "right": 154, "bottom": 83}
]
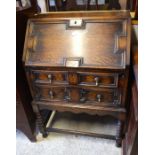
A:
[
  {"left": 78, "top": 72, "right": 118, "bottom": 88},
  {"left": 80, "top": 88, "right": 120, "bottom": 105},
  {"left": 67, "top": 87, "right": 121, "bottom": 106},
  {"left": 35, "top": 86, "right": 66, "bottom": 102},
  {"left": 31, "top": 70, "right": 119, "bottom": 88},
  {"left": 32, "top": 70, "right": 68, "bottom": 85},
  {"left": 34, "top": 85, "right": 121, "bottom": 106}
]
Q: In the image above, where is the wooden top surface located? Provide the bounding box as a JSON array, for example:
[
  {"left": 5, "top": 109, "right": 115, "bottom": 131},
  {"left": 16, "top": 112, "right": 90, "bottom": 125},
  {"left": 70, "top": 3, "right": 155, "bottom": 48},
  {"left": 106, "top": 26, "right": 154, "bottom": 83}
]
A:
[
  {"left": 23, "top": 11, "right": 131, "bottom": 69},
  {"left": 33, "top": 10, "right": 130, "bottom": 19}
]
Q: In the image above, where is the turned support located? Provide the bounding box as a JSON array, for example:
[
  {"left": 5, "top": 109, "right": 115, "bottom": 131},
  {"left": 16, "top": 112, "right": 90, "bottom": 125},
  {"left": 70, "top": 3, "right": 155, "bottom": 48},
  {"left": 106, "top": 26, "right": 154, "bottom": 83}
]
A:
[
  {"left": 32, "top": 103, "right": 48, "bottom": 138},
  {"left": 116, "top": 120, "right": 124, "bottom": 147}
]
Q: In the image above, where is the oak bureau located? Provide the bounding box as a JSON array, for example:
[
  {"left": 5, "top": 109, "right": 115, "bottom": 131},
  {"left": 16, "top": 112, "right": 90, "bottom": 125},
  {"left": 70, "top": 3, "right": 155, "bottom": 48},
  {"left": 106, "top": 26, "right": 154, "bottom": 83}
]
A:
[{"left": 23, "top": 11, "right": 131, "bottom": 147}]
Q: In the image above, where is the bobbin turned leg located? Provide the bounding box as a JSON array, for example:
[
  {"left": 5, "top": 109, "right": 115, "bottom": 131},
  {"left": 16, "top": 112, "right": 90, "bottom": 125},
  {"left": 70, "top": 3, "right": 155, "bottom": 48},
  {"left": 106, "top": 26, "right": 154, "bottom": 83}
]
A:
[
  {"left": 116, "top": 120, "right": 123, "bottom": 147},
  {"left": 32, "top": 104, "right": 48, "bottom": 138}
]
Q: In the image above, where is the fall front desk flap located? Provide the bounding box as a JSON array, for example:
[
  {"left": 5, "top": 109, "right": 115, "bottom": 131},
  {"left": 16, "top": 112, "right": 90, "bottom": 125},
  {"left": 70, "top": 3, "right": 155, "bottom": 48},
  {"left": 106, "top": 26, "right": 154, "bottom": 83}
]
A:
[{"left": 23, "top": 11, "right": 131, "bottom": 69}]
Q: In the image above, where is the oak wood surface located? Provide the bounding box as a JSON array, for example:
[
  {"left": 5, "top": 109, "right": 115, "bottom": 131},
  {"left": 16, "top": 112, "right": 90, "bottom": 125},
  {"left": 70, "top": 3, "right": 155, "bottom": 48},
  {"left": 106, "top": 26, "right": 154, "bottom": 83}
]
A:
[
  {"left": 23, "top": 11, "right": 131, "bottom": 69},
  {"left": 122, "top": 45, "right": 138, "bottom": 154},
  {"left": 23, "top": 11, "right": 131, "bottom": 147}
]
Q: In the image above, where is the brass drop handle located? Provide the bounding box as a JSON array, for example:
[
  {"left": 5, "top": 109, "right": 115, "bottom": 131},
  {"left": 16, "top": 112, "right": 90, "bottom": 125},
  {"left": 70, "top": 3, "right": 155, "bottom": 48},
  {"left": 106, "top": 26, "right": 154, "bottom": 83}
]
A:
[
  {"left": 97, "top": 94, "right": 101, "bottom": 102},
  {"left": 80, "top": 97, "right": 86, "bottom": 103},
  {"left": 94, "top": 77, "right": 99, "bottom": 86},
  {"left": 65, "top": 96, "right": 71, "bottom": 101},
  {"left": 49, "top": 90, "right": 54, "bottom": 99},
  {"left": 64, "top": 88, "right": 71, "bottom": 102},
  {"left": 80, "top": 89, "right": 87, "bottom": 103},
  {"left": 47, "top": 74, "right": 52, "bottom": 83}
]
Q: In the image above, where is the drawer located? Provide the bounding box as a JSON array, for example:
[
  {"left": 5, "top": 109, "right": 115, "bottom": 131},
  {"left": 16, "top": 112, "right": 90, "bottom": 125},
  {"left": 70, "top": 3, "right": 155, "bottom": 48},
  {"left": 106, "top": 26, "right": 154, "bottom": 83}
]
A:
[
  {"left": 78, "top": 72, "right": 118, "bottom": 88},
  {"left": 32, "top": 70, "right": 68, "bottom": 85},
  {"left": 66, "top": 87, "right": 121, "bottom": 106},
  {"left": 34, "top": 85, "right": 121, "bottom": 107},
  {"left": 35, "top": 85, "right": 67, "bottom": 102}
]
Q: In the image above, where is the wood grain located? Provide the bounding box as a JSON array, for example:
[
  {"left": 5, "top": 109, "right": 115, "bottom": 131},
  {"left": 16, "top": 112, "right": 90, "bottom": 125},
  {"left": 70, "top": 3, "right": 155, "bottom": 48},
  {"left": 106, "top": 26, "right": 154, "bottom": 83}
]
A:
[{"left": 23, "top": 11, "right": 131, "bottom": 146}]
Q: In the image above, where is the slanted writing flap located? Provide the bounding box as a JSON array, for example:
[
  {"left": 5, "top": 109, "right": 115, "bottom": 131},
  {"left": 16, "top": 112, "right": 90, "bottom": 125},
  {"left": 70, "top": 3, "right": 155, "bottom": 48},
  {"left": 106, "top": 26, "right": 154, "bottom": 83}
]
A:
[{"left": 23, "top": 11, "right": 131, "bottom": 69}]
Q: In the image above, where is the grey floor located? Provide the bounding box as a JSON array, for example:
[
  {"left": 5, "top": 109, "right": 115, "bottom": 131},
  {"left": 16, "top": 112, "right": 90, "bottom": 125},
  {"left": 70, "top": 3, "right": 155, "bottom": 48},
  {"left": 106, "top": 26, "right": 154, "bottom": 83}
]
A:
[
  {"left": 16, "top": 112, "right": 121, "bottom": 155},
  {"left": 16, "top": 130, "right": 121, "bottom": 155}
]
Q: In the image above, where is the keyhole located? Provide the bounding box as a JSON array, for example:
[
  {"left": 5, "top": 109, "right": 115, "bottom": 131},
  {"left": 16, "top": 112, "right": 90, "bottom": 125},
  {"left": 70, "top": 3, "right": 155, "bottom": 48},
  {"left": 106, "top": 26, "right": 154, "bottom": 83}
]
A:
[{"left": 74, "top": 21, "right": 77, "bottom": 25}]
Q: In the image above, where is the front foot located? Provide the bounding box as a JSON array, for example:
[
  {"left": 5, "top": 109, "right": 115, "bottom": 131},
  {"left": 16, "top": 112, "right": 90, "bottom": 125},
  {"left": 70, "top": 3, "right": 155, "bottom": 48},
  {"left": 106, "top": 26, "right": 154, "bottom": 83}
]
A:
[
  {"left": 116, "top": 120, "right": 123, "bottom": 147},
  {"left": 42, "top": 132, "right": 48, "bottom": 138},
  {"left": 116, "top": 138, "right": 122, "bottom": 147}
]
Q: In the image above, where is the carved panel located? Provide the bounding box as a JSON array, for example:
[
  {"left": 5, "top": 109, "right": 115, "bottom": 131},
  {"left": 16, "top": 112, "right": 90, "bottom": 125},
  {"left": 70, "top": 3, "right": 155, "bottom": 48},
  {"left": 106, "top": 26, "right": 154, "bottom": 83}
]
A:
[{"left": 68, "top": 72, "right": 79, "bottom": 85}]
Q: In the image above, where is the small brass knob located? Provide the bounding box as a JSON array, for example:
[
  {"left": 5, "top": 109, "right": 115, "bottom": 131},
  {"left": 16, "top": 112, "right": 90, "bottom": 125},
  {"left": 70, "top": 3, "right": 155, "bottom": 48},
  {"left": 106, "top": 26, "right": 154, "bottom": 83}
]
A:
[
  {"left": 80, "top": 89, "right": 86, "bottom": 103},
  {"left": 64, "top": 88, "right": 71, "bottom": 102},
  {"left": 65, "top": 96, "right": 70, "bottom": 101},
  {"left": 80, "top": 97, "right": 86, "bottom": 103},
  {"left": 49, "top": 90, "right": 54, "bottom": 99},
  {"left": 48, "top": 74, "right": 52, "bottom": 79},
  {"left": 47, "top": 74, "right": 52, "bottom": 83},
  {"left": 97, "top": 94, "right": 101, "bottom": 102}
]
